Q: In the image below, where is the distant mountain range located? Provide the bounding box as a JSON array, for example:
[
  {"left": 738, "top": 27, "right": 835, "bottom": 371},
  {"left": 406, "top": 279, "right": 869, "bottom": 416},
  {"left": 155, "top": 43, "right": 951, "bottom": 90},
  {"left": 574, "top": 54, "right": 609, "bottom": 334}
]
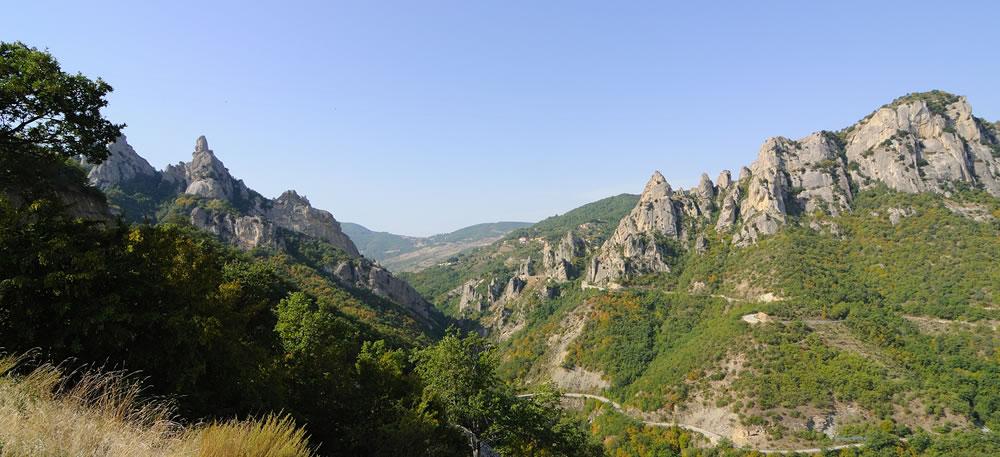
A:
[{"left": 343, "top": 221, "right": 533, "bottom": 272}]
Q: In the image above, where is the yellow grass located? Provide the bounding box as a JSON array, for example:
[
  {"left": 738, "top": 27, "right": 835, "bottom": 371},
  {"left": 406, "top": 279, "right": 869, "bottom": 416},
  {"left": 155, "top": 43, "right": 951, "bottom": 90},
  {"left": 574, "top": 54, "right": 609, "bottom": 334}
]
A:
[{"left": 0, "top": 355, "right": 314, "bottom": 457}]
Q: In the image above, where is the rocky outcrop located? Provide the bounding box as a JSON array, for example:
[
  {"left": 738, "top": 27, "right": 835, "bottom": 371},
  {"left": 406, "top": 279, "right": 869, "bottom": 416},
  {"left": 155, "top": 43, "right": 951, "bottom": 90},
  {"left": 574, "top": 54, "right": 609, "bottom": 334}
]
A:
[
  {"left": 502, "top": 276, "right": 527, "bottom": 301},
  {"left": 693, "top": 173, "right": 716, "bottom": 213},
  {"left": 269, "top": 190, "right": 360, "bottom": 257},
  {"left": 845, "top": 95, "right": 1000, "bottom": 197},
  {"left": 458, "top": 279, "right": 485, "bottom": 313},
  {"left": 86, "top": 135, "right": 431, "bottom": 321},
  {"left": 587, "top": 91, "right": 1000, "bottom": 277},
  {"left": 183, "top": 136, "right": 239, "bottom": 201},
  {"left": 189, "top": 206, "right": 275, "bottom": 250},
  {"left": 588, "top": 171, "right": 679, "bottom": 284},
  {"left": 733, "top": 133, "right": 852, "bottom": 245},
  {"left": 330, "top": 258, "right": 434, "bottom": 320},
  {"left": 87, "top": 136, "right": 158, "bottom": 188},
  {"left": 542, "top": 231, "right": 584, "bottom": 281},
  {"left": 88, "top": 135, "right": 360, "bottom": 256}
]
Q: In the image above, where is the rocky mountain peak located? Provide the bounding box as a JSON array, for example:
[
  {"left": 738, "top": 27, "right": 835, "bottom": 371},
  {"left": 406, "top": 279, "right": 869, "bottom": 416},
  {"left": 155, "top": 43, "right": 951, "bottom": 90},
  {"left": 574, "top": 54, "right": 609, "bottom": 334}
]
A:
[
  {"left": 640, "top": 171, "right": 672, "bottom": 202},
  {"left": 277, "top": 189, "right": 310, "bottom": 206},
  {"left": 586, "top": 91, "right": 1000, "bottom": 276},
  {"left": 84, "top": 133, "right": 435, "bottom": 321},
  {"left": 267, "top": 191, "right": 361, "bottom": 257},
  {"left": 717, "top": 170, "right": 733, "bottom": 190},
  {"left": 185, "top": 135, "right": 238, "bottom": 200},
  {"left": 87, "top": 135, "right": 158, "bottom": 189},
  {"left": 587, "top": 171, "right": 680, "bottom": 284},
  {"left": 195, "top": 135, "right": 211, "bottom": 154},
  {"left": 844, "top": 92, "right": 1000, "bottom": 196}
]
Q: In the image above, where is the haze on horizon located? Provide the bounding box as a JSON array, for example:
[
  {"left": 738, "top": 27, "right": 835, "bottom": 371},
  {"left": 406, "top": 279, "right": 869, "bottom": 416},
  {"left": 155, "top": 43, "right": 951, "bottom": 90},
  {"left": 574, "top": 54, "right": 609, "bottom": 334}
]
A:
[{"left": 7, "top": 0, "right": 1000, "bottom": 236}]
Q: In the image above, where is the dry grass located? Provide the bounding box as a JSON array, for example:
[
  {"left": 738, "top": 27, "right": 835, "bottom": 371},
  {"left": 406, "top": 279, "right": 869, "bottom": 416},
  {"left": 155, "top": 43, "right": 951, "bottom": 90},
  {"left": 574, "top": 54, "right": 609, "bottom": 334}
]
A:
[{"left": 0, "top": 355, "right": 314, "bottom": 457}]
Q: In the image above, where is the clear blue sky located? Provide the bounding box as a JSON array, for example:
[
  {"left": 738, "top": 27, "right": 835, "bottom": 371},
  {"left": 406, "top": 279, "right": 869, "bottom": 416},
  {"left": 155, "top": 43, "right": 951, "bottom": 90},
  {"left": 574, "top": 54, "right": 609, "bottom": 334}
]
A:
[{"left": 7, "top": 1, "right": 1000, "bottom": 235}]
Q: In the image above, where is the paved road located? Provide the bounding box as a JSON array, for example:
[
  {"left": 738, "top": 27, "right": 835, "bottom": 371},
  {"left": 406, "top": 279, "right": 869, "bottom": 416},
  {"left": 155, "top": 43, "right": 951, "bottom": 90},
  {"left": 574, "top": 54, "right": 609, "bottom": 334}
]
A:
[{"left": 519, "top": 392, "right": 866, "bottom": 454}]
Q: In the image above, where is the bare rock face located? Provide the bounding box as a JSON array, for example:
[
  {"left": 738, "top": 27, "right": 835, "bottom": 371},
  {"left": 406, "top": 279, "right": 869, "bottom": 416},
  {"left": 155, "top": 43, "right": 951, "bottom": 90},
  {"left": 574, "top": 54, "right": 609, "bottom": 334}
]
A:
[
  {"left": 588, "top": 171, "right": 679, "bottom": 284},
  {"left": 184, "top": 136, "right": 238, "bottom": 200},
  {"left": 330, "top": 259, "right": 434, "bottom": 320},
  {"left": 542, "top": 231, "right": 584, "bottom": 281},
  {"left": 87, "top": 136, "right": 158, "bottom": 188},
  {"left": 693, "top": 173, "right": 716, "bottom": 213},
  {"left": 269, "top": 190, "right": 361, "bottom": 257},
  {"left": 846, "top": 95, "right": 1000, "bottom": 197},
  {"left": 733, "top": 133, "right": 853, "bottom": 245},
  {"left": 715, "top": 184, "right": 742, "bottom": 231},
  {"left": 458, "top": 279, "right": 484, "bottom": 313},
  {"left": 517, "top": 257, "right": 536, "bottom": 277},
  {"left": 189, "top": 206, "right": 275, "bottom": 250},
  {"left": 716, "top": 170, "right": 733, "bottom": 190},
  {"left": 503, "top": 276, "right": 528, "bottom": 301}
]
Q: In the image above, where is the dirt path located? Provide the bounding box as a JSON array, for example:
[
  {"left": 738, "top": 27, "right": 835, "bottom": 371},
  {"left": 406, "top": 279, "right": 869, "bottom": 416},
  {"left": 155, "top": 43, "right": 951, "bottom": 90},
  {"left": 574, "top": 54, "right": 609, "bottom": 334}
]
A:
[{"left": 519, "top": 392, "right": 866, "bottom": 454}]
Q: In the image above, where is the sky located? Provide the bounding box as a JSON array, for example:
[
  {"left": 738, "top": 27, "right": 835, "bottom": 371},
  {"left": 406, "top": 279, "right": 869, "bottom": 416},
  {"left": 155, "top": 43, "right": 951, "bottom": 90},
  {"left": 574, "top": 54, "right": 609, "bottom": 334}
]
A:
[{"left": 6, "top": 1, "right": 1000, "bottom": 236}]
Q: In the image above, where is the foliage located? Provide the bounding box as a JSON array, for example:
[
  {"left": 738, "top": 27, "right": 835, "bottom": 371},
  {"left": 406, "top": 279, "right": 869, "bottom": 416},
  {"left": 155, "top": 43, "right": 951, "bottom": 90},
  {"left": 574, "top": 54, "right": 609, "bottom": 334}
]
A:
[
  {"left": 886, "top": 90, "right": 961, "bottom": 117},
  {"left": 0, "top": 42, "right": 123, "bottom": 163},
  {"left": 733, "top": 321, "right": 899, "bottom": 414},
  {"left": 415, "top": 331, "right": 602, "bottom": 456},
  {"left": 507, "top": 193, "right": 639, "bottom": 242}
]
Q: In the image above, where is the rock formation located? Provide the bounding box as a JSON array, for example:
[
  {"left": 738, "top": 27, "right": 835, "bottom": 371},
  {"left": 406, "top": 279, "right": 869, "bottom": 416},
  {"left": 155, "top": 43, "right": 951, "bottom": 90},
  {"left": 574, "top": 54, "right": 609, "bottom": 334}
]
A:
[
  {"left": 269, "top": 190, "right": 360, "bottom": 257},
  {"left": 845, "top": 95, "right": 1000, "bottom": 196},
  {"left": 87, "top": 136, "right": 158, "bottom": 188},
  {"left": 588, "top": 171, "right": 679, "bottom": 284},
  {"left": 542, "top": 231, "right": 584, "bottom": 281},
  {"left": 330, "top": 259, "right": 434, "bottom": 319},
  {"left": 587, "top": 91, "right": 1000, "bottom": 282},
  {"left": 87, "top": 135, "right": 430, "bottom": 320}
]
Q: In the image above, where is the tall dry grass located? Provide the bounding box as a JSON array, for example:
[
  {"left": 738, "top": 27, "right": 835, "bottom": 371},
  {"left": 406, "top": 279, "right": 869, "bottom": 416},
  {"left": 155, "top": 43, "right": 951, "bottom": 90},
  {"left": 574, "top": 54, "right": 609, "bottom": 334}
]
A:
[{"left": 0, "top": 355, "right": 314, "bottom": 457}]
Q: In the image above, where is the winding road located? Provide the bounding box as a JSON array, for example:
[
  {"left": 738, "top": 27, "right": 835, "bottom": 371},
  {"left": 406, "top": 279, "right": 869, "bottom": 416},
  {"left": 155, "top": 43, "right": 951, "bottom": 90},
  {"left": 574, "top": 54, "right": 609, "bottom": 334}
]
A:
[{"left": 519, "top": 392, "right": 866, "bottom": 455}]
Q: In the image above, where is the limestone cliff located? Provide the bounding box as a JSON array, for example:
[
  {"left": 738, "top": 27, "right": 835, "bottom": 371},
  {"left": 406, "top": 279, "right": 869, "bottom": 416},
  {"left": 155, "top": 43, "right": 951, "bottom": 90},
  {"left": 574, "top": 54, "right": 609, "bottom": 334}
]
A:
[
  {"left": 587, "top": 171, "right": 679, "bottom": 284},
  {"left": 586, "top": 91, "right": 1000, "bottom": 284},
  {"left": 88, "top": 135, "right": 429, "bottom": 319}
]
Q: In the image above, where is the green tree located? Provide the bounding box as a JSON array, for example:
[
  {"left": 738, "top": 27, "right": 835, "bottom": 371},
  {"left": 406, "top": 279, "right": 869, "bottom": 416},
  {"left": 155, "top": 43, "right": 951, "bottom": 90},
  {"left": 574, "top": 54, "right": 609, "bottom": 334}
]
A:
[
  {"left": 414, "top": 331, "right": 601, "bottom": 457},
  {"left": 414, "top": 330, "right": 511, "bottom": 456},
  {"left": 0, "top": 41, "right": 122, "bottom": 162},
  {"left": 1, "top": 41, "right": 123, "bottom": 199}
]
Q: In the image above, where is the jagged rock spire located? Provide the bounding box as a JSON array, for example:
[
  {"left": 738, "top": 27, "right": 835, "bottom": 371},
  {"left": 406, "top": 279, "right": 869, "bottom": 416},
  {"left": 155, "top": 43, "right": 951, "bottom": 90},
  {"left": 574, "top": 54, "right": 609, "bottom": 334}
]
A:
[
  {"left": 185, "top": 135, "right": 236, "bottom": 200},
  {"left": 640, "top": 171, "right": 672, "bottom": 202},
  {"left": 716, "top": 170, "right": 732, "bottom": 190},
  {"left": 587, "top": 170, "right": 680, "bottom": 285},
  {"left": 195, "top": 135, "right": 210, "bottom": 154},
  {"left": 694, "top": 173, "right": 716, "bottom": 211},
  {"left": 87, "top": 135, "right": 157, "bottom": 189}
]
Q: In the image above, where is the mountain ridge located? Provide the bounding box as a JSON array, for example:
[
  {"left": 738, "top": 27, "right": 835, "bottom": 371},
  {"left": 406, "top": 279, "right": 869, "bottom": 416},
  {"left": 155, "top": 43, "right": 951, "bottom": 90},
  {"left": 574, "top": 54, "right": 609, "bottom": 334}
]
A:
[
  {"left": 343, "top": 220, "right": 532, "bottom": 272},
  {"left": 87, "top": 134, "right": 439, "bottom": 327},
  {"left": 402, "top": 92, "right": 1000, "bottom": 450}
]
